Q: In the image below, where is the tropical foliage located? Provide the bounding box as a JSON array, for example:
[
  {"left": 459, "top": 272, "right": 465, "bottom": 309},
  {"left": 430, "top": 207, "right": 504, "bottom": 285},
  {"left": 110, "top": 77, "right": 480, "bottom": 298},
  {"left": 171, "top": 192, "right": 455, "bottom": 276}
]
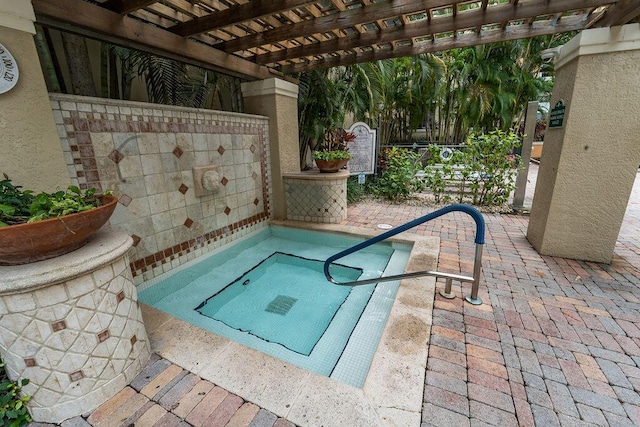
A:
[
  {"left": 298, "top": 33, "right": 572, "bottom": 152},
  {"left": 312, "top": 129, "right": 356, "bottom": 161},
  {"left": 0, "top": 176, "right": 108, "bottom": 226},
  {"left": 422, "top": 131, "right": 522, "bottom": 205},
  {"left": 372, "top": 147, "right": 425, "bottom": 201},
  {"left": 34, "top": 27, "right": 243, "bottom": 111},
  {"left": 298, "top": 69, "right": 351, "bottom": 167}
]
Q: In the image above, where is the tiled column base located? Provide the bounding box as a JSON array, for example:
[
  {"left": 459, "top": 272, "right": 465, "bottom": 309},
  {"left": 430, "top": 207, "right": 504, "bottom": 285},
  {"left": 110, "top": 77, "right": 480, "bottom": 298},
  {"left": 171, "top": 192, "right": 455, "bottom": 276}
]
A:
[
  {"left": 0, "top": 230, "right": 150, "bottom": 423},
  {"left": 283, "top": 170, "right": 348, "bottom": 223}
]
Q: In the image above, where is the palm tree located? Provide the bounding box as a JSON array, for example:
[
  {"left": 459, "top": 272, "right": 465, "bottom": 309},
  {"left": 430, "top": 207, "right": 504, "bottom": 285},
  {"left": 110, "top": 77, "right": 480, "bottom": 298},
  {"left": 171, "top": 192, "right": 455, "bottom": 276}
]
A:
[
  {"left": 297, "top": 69, "right": 350, "bottom": 168},
  {"left": 346, "top": 55, "right": 444, "bottom": 145}
]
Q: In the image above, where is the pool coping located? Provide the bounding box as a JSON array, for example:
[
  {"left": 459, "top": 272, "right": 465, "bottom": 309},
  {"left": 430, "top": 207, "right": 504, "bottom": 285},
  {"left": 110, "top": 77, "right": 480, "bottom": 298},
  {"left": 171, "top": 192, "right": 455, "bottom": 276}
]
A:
[{"left": 140, "top": 220, "right": 440, "bottom": 426}]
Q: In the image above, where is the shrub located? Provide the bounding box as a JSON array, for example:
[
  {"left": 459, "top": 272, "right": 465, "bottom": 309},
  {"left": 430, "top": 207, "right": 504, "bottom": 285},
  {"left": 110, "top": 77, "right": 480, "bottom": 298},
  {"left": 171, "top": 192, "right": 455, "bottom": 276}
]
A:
[
  {"left": 0, "top": 363, "right": 31, "bottom": 426},
  {"left": 371, "top": 147, "right": 425, "bottom": 201},
  {"left": 346, "top": 176, "right": 366, "bottom": 204},
  {"left": 423, "top": 130, "right": 522, "bottom": 206}
]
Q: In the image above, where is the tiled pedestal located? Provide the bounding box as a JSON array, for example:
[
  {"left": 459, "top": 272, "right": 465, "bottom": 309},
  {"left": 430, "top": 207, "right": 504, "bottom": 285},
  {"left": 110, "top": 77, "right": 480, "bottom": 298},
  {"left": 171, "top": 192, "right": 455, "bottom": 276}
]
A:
[
  {"left": 283, "top": 170, "right": 349, "bottom": 223},
  {"left": 0, "top": 230, "right": 150, "bottom": 423}
]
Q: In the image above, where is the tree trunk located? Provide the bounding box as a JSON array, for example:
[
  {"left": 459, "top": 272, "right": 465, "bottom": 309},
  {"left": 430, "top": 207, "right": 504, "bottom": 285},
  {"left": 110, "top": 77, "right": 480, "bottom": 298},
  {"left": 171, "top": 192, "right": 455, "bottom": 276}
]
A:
[
  {"left": 34, "top": 26, "right": 63, "bottom": 93},
  {"left": 61, "top": 32, "right": 97, "bottom": 97}
]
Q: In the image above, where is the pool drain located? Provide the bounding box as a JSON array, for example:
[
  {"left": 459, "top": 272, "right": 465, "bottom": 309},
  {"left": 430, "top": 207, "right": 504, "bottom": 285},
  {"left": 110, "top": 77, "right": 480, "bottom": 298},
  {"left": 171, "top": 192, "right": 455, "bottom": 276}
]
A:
[{"left": 265, "top": 295, "right": 297, "bottom": 315}]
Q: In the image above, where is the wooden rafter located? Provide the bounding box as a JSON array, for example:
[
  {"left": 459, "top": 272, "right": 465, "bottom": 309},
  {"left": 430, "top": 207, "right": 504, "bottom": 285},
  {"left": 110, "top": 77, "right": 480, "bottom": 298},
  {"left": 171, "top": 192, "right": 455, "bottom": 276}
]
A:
[
  {"left": 32, "top": 0, "right": 276, "bottom": 81},
  {"left": 597, "top": 0, "right": 640, "bottom": 26},
  {"left": 100, "top": 0, "right": 156, "bottom": 15},
  {"left": 255, "top": 0, "right": 612, "bottom": 65},
  {"left": 169, "top": 0, "right": 317, "bottom": 37},
  {"left": 280, "top": 16, "right": 588, "bottom": 73},
  {"left": 217, "top": 0, "right": 461, "bottom": 53},
  {"left": 32, "top": 0, "right": 623, "bottom": 78}
]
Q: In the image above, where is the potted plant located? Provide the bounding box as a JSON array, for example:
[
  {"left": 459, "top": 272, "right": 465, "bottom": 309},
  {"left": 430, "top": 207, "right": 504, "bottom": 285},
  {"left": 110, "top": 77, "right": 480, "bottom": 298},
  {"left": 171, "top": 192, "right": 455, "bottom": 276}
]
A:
[
  {"left": 0, "top": 175, "right": 117, "bottom": 265},
  {"left": 313, "top": 128, "right": 356, "bottom": 173}
]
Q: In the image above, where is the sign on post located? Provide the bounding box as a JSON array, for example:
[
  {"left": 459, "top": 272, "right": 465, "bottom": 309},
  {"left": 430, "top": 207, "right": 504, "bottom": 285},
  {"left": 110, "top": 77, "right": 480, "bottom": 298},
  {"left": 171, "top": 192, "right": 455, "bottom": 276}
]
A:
[
  {"left": 548, "top": 99, "right": 566, "bottom": 128},
  {"left": 347, "top": 122, "right": 377, "bottom": 175}
]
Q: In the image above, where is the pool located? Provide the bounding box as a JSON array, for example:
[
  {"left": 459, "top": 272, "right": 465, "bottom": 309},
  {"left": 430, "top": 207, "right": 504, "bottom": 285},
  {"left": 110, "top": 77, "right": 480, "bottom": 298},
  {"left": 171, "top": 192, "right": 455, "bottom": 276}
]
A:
[{"left": 139, "top": 225, "right": 411, "bottom": 387}]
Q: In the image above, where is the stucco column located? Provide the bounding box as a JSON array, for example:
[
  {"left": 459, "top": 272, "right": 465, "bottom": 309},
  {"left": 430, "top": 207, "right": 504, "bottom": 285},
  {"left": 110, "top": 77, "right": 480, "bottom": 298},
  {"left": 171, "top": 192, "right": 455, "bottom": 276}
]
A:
[
  {"left": 0, "top": 0, "right": 69, "bottom": 191},
  {"left": 241, "top": 78, "right": 300, "bottom": 220},
  {"left": 527, "top": 24, "right": 640, "bottom": 263}
]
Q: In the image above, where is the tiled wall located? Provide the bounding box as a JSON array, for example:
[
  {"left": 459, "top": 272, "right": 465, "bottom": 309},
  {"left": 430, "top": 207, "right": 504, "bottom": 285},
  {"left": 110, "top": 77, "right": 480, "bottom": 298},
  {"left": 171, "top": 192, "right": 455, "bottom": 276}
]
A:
[
  {"left": 283, "top": 172, "right": 348, "bottom": 223},
  {"left": 50, "top": 94, "right": 271, "bottom": 284},
  {"left": 0, "top": 249, "right": 149, "bottom": 422}
]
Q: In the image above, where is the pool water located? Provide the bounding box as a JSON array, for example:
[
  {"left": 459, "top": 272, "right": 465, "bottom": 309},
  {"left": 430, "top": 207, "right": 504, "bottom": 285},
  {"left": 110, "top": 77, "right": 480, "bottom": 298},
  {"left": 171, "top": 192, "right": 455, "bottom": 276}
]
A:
[
  {"left": 139, "top": 226, "right": 411, "bottom": 387},
  {"left": 196, "top": 252, "right": 363, "bottom": 355}
]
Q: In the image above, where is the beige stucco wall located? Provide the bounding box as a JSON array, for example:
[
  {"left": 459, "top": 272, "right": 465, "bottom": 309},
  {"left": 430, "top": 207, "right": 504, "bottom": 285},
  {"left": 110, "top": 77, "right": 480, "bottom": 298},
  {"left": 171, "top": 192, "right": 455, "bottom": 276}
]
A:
[
  {"left": 242, "top": 78, "right": 300, "bottom": 220},
  {"left": 527, "top": 24, "right": 640, "bottom": 262},
  {"left": 0, "top": 24, "right": 69, "bottom": 191}
]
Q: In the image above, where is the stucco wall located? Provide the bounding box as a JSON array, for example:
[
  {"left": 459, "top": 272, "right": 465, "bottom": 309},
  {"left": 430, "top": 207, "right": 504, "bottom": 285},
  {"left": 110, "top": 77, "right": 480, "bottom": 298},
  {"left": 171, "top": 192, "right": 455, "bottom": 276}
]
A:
[
  {"left": 0, "top": 26, "right": 69, "bottom": 192},
  {"left": 242, "top": 79, "right": 300, "bottom": 220},
  {"left": 50, "top": 94, "right": 272, "bottom": 283},
  {"left": 527, "top": 25, "right": 640, "bottom": 262}
]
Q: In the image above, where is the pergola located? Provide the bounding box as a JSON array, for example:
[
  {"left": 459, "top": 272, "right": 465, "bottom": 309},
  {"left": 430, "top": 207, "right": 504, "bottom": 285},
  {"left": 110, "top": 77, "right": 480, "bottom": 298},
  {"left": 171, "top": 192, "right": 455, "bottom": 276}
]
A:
[{"left": 32, "top": 0, "right": 640, "bottom": 81}]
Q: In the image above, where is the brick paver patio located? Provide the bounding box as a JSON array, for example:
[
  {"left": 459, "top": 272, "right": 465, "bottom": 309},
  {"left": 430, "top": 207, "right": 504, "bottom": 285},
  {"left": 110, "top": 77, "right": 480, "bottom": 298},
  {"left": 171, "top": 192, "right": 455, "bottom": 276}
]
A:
[{"left": 29, "top": 165, "right": 640, "bottom": 426}]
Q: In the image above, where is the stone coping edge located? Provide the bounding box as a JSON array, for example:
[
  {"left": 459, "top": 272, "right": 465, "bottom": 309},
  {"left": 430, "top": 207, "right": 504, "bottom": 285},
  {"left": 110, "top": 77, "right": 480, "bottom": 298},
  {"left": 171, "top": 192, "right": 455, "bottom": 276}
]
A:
[
  {"left": 142, "top": 221, "right": 440, "bottom": 426},
  {"left": 0, "top": 228, "right": 133, "bottom": 295},
  {"left": 282, "top": 170, "right": 350, "bottom": 180}
]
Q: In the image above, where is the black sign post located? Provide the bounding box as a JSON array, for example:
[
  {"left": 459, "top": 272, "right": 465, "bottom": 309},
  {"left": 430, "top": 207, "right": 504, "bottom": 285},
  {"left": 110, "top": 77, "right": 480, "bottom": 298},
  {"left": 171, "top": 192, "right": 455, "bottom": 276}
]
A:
[{"left": 548, "top": 99, "right": 566, "bottom": 128}]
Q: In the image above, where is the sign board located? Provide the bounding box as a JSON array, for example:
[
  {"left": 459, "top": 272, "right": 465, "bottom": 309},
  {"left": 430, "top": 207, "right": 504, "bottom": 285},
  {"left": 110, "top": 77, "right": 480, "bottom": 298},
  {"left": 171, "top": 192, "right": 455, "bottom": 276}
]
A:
[
  {"left": 0, "top": 43, "right": 18, "bottom": 94},
  {"left": 347, "top": 122, "right": 376, "bottom": 175},
  {"left": 548, "top": 99, "right": 566, "bottom": 128}
]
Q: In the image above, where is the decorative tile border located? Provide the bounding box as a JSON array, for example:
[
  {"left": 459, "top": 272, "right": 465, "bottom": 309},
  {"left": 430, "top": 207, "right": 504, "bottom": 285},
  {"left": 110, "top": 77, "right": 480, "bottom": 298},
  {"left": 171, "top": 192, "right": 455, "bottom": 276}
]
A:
[{"left": 50, "top": 94, "right": 273, "bottom": 282}]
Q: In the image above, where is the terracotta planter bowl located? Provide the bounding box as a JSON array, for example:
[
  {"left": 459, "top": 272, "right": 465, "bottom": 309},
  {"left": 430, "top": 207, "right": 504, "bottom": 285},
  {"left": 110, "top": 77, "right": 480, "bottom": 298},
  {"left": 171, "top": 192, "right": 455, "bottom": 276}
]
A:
[
  {"left": 0, "top": 195, "right": 118, "bottom": 265},
  {"left": 315, "top": 158, "right": 349, "bottom": 173}
]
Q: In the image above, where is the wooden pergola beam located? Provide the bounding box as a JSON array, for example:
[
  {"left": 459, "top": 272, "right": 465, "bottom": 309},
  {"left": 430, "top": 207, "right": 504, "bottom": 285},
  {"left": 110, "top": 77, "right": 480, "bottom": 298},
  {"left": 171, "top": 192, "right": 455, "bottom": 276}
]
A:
[
  {"left": 597, "top": 0, "right": 640, "bottom": 26},
  {"left": 217, "top": 0, "right": 464, "bottom": 53},
  {"left": 280, "top": 16, "right": 587, "bottom": 73},
  {"left": 32, "top": 0, "right": 276, "bottom": 81},
  {"left": 100, "top": 0, "right": 156, "bottom": 15},
  {"left": 256, "top": 0, "right": 613, "bottom": 65},
  {"left": 169, "top": 0, "right": 318, "bottom": 37}
]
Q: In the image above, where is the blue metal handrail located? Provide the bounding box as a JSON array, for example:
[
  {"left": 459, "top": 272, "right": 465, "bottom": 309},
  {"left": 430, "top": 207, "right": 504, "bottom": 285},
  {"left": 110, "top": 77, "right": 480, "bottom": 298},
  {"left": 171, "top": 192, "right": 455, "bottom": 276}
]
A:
[{"left": 323, "top": 203, "right": 486, "bottom": 305}]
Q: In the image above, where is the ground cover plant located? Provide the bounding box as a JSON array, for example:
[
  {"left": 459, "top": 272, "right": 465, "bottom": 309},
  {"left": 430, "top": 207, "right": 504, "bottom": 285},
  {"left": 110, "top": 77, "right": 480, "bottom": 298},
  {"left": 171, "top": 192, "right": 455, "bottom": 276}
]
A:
[{"left": 0, "top": 363, "right": 30, "bottom": 427}]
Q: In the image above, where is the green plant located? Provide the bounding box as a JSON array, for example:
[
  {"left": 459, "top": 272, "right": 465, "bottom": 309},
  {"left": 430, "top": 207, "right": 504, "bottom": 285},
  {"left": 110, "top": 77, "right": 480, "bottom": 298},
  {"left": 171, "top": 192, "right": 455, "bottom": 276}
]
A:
[
  {"left": 0, "top": 363, "right": 31, "bottom": 426},
  {"left": 312, "top": 128, "right": 356, "bottom": 161},
  {"left": 423, "top": 130, "right": 522, "bottom": 205},
  {"left": 371, "top": 147, "right": 425, "bottom": 201},
  {"left": 346, "top": 176, "right": 366, "bottom": 204},
  {"left": 0, "top": 176, "right": 109, "bottom": 226},
  {"left": 0, "top": 178, "right": 34, "bottom": 226}
]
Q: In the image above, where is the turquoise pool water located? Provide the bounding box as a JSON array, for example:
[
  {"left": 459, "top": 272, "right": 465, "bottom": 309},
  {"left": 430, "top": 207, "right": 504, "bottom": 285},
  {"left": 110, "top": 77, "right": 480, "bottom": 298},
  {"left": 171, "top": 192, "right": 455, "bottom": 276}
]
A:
[{"left": 139, "top": 225, "right": 411, "bottom": 387}]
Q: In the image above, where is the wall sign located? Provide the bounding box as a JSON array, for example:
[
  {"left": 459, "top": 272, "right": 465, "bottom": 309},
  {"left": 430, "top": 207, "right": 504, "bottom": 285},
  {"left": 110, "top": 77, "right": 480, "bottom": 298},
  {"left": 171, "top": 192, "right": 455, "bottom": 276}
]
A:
[
  {"left": 0, "top": 43, "right": 18, "bottom": 94},
  {"left": 548, "top": 99, "right": 566, "bottom": 129},
  {"left": 347, "top": 122, "right": 377, "bottom": 175}
]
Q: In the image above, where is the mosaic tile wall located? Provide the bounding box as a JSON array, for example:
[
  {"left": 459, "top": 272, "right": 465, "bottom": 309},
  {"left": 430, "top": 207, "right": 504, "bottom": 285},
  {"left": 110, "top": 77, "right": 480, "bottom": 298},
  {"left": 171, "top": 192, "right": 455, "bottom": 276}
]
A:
[
  {"left": 50, "top": 94, "right": 271, "bottom": 283},
  {"left": 283, "top": 173, "right": 347, "bottom": 223},
  {"left": 0, "top": 254, "right": 149, "bottom": 422}
]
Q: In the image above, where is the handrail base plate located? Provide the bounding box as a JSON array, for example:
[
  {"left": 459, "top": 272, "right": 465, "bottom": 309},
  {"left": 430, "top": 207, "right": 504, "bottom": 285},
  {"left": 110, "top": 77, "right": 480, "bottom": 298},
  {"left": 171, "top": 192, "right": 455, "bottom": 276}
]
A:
[{"left": 465, "top": 295, "right": 482, "bottom": 305}]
